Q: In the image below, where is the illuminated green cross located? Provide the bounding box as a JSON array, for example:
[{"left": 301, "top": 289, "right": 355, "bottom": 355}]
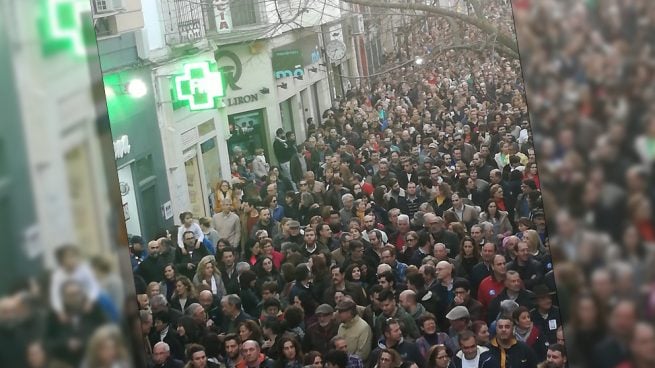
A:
[
  {"left": 47, "top": 0, "right": 87, "bottom": 56},
  {"left": 174, "top": 62, "right": 225, "bottom": 111}
]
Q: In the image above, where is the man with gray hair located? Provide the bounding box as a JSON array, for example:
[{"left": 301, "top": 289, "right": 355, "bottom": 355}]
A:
[
  {"left": 212, "top": 197, "right": 241, "bottom": 247},
  {"left": 150, "top": 294, "right": 182, "bottom": 325},
  {"left": 392, "top": 214, "right": 412, "bottom": 251},
  {"left": 151, "top": 341, "right": 184, "bottom": 368},
  {"left": 339, "top": 193, "right": 355, "bottom": 228},
  {"left": 220, "top": 294, "right": 254, "bottom": 333}
]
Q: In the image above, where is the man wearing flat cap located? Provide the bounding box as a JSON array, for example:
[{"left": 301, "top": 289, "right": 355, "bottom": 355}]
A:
[
  {"left": 446, "top": 305, "right": 472, "bottom": 351},
  {"left": 304, "top": 304, "right": 339, "bottom": 355}
]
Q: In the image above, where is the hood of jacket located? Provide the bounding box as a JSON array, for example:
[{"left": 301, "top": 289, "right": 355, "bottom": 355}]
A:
[
  {"left": 377, "top": 336, "right": 404, "bottom": 350},
  {"left": 455, "top": 345, "right": 489, "bottom": 360}
]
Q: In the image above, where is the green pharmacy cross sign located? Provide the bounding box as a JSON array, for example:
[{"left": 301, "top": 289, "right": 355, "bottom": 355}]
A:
[
  {"left": 38, "top": 0, "right": 94, "bottom": 57},
  {"left": 173, "top": 61, "right": 225, "bottom": 111}
]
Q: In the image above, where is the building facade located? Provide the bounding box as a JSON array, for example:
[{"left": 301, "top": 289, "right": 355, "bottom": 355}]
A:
[{"left": 135, "top": 0, "right": 344, "bottom": 221}]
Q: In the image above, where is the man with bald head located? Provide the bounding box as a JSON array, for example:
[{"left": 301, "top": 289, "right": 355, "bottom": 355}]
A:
[
  {"left": 241, "top": 340, "right": 275, "bottom": 368},
  {"left": 150, "top": 342, "right": 183, "bottom": 368},
  {"left": 198, "top": 290, "right": 222, "bottom": 327},
  {"left": 477, "top": 254, "right": 508, "bottom": 311},
  {"left": 399, "top": 290, "right": 425, "bottom": 324},
  {"left": 136, "top": 240, "right": 167, "bottom": 283},
  {"left": 434, "top": 261, "right": 468, "bottom": 312}
]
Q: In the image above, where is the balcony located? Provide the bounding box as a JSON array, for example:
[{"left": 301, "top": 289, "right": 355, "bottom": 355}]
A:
[{"left": 93, "top": 0, "right": 144, "bottom": 39}]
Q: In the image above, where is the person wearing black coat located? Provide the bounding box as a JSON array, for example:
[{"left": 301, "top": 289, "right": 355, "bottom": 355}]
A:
[
  {"left": 506, "top": 241, "right": 543, "bottom": 291},
  {"left": 174, "top": 236, "right": 210, "bottom": 280},
  {"left": 488, "top": 316, "right": 538, "bottom": 368},
  {"left": 150, "top": 311, "right": 186, "bottom": 362},
  {"left": 486, "top": 272, "right": 535, "bottom": 324},
  {"left": 44, "top": 281, "right": 107, "bottom": 367}
]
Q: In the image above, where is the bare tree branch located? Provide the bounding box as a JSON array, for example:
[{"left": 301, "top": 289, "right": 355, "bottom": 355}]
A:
[{"left": 341, "top": 0, "right": 518, "bottom": 56}]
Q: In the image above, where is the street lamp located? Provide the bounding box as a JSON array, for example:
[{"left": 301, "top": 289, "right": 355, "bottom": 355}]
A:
[{"left": 126, "top": 79, "right": 147, "bottom": 98}]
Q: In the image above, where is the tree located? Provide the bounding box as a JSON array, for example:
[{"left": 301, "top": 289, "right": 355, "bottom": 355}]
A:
[{"left": 340, "top": 0, "right": 519, "bottom": 59}]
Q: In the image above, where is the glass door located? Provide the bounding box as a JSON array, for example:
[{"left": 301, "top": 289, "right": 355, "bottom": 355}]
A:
[{"left": 184, "top": 152, "right": 206, "bottom": 217}]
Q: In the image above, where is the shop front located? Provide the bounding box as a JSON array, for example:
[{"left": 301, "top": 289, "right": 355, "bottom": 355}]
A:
[{"left": 155, "top": 33, "right": 333, "bottom": 221}]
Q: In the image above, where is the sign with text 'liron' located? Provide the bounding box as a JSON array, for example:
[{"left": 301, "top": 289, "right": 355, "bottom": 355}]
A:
[{"left": 172, "top": 61, "right": 225, "bottom": 111}]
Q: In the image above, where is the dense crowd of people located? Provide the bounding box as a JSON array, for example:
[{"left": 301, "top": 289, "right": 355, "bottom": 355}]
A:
[
  {"left": 514, "top": 1, "right": 655, "bottom": 368},
  {"left": 120, "top": 3, "right": 568, "bottom": 368}
]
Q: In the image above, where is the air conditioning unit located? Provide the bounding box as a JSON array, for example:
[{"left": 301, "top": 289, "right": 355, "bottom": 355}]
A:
[{"left": 94, "top": 0, "right": 124, "bottom": 14}]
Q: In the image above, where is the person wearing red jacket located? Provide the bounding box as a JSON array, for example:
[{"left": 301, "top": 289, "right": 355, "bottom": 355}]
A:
[{"left": 477, "top": 254, "right": 507, "bottom": 313}]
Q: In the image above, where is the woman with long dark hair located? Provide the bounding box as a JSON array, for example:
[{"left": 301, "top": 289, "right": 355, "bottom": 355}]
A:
[
  {"left": 159, "top": 263, "right": 177, "bottom": 301},
  {"left": 512, "top": 306, "right": 547, "bottom": 361},
  {"left": 479, "top": 199, "right": 513, "bottom": 241},
  {"left": 275, "top": 336, "right": 304, "bottom": 368},
  {"left": 453, "top": 236, "right": 480, "bottom": 280},
  {"left": 254, "top": 255, "right": 284, "bottom": 294},
  {"left": 238, "top": 320, "right": 263, "bottom": 346}
]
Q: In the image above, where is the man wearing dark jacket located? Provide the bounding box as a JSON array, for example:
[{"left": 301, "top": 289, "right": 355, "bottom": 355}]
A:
[
  {"left": 489, "top": 316, "right": 538, "bottom": 368},
  {"left": 369, "top": 318, "right": 424, "bottom": 368},
  {"left": 273, "top": 128, "right": 293, "bottom": 180},
  {"left": 486, "top": 271, "right": 535, "bottom": 323},
  {"left": 150, "top": 342, "right": 184, "bottom": 368},
  {"left": 506, "top": 241, "right": 543, "bottom": 291},
  {"left": 453, "top": 330, "right": 500, "bottom": 368},
  {"left": 529, "top": 285, "right": 560, "bottom": 344},
  {"left": 175, "top": 232, "right": 210, "bottom": 279},
  {"left": 137, "top": 240, "right": 168, "bottom": 284},
  {"left": 303, "top": 304, "right": 339, "bottom": 355}
]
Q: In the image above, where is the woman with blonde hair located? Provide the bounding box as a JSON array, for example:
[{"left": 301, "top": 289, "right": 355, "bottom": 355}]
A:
[
  {"left": 433, "top": 182, "right": 453, "bottom": 216},
  {"left": 213, "top": 180, "right": 233, "bottom": 214},
  {"left": 192, "top": 256, "right": 226, "bottom": 300},
  {"left": 80, "top": 325, "right": 129, "bottom": 368},
  {"left": 171, "top": 276, "right": 198, "bottom": 312},
  {"left": 523, "top": 229, "right": 547, "bottom": 264}
]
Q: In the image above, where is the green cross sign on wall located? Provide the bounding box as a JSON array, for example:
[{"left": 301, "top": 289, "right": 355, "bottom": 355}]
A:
[
  {"left": 173, "top": 61, "right": 225, "bottom": 111},
  {"left": 38, "top": 0, "right": 94, "bottom": 58}
]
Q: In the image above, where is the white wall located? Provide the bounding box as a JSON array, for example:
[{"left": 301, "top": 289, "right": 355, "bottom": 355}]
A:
[{"left": 141, "top": 0, "right": 164, "bottom": 51}]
